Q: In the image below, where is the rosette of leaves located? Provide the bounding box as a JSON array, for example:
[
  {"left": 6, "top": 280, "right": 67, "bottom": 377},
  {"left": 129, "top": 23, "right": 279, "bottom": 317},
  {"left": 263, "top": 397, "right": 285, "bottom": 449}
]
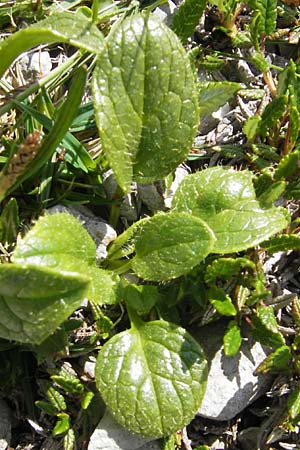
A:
[{"left": 127, "top": 167, "right": 289, "bottom": 281}]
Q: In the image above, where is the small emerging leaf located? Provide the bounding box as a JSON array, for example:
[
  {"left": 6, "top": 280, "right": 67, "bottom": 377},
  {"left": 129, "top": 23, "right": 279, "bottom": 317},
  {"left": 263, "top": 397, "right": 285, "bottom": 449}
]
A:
[
  {"left": 253, "top": 0, "right": 277, "bottom": 36},
  {"left": 0, "top": 198, "right": 19, "bottom": 244},
  {"left": 46, "top": 385, "right": 67, "bottom": 412},
  {"left": 198, "top": 81, "right": 241, "bottom": 117},
  {"left": 95, "top": 320, "right": 207, "bottom": 437},
  {"left": 223, "top": 321, "right": 242, "bottom": 356},
  {"left": 205, "top": 257, "right": 255, "bottom": 285},
  {"left": 208, "top": 287, "right": 237, "bottom": 316},
  {"left": 261, "top": 234, "right": 300, "bottom": 254},
  {"left": 255, "top": 345, "right": 291, "bottom": 374},
  {"left": 171, "top": 0, "right": 207, "bottom": 43},
  {"left": 81, "top": 391, "right": 95, "bottom": 410},
  {"left": 53, "top": 413, "right": 70, "bottom": 436},
  {"left": 35, "top": 400, "right": 59, "bottom": 416},
  {"left": 64, "top": 428, "right": 76, "bottom": 450},
  {"left": 258, "top": 181, "right": 286, "bottom": 208},
  {"left": 274, "top": 151, "right": 300, "bottom": 181},
  {"left": 252, "top": 305, "right": 285, "bottom": 348},
  {"left": 288, "top": 388, "right": 300, "bottom": 420}
]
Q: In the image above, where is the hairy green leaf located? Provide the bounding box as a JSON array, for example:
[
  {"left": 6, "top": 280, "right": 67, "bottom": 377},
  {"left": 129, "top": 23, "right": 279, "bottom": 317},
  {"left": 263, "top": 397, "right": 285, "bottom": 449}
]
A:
[
  {"left": 255, "top": 345, "right": 291, "bottom": 374},
  {"left": 208, "top": 287, "right": 237, "bottom": 316},
  {"left": 250, "top": 0, "right": 277, "bottom": 38},
  {"left": 198, "top": 81, "right": 241, "bottom": 116},
  {"left": 64, "top": 428, "right": 76, "bottom": 450},
  {"left": 13, "top": 213, "right": 96, "bottom": 265},
  {"left": 95, "top": 320, "right": 207, "bottom": 437},
  {"left": 88, "top": 267, "right": 120, "bottom": 306},
  {"left": 259, "top": 95, "right": 287, "bottom": 139},
  {"left": 0, "top": 11, "right": 104, "bottom": 78},
  {"left": 0, "top": 264, "right": 89, "bottom": 344},
  {"left": 252, "top": 305, "right": 285, "bottom": 348},
  {"left": 171, "top": 0, "right": 207, "bottom": 43},
  {"left": 205, "top": 257, "right": 255, "bottom": 285},
  {"left": 92, "top": 14, "right": 199, "bottom": 191},
  {"left": 274, "top": 151, "right": 300, "bottom": 181},
  {"left": 172, "top": 167, "right": 289, "bottom": 253},
  {"left": 172, "top": 167, "right": 255, "bottom": 221},
  {"left": 223, "top": 321, "right": 242, "bottom": 356},
  {"left": 13, "top": 213, "right": 119, "bottom": 305},
  {"left": 208, "top": 201, "right": 289, "bottom": 253},
  {"left": 132, "top": 212, "right": 215, "bottom": 281},
  {"left": 53, "top": 413, "right": 70, "bottom": 436},
  {"left": 288, "top": 388, "right": 300, "bottom": 420},
  {"left": 261, "top": 234, "right": 300, "bottom": 254}
]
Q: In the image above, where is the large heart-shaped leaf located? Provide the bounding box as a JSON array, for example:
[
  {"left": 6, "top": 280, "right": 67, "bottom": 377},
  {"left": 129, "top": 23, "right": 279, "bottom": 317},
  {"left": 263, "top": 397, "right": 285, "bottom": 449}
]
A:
[
  {"left": 95, "top": 320, "right": 207, "bottom": 437},
  {"left": 132, "top": 212, "right": 215, "bottom": 281},
  {"left": 92, "top": 14, "right": 199, "bottom": 192},
  {"left": 172, "top": 167, "right": 289, "bottom": 253},
  {"left": 0, "top": 264, "right": 89, "bottom": 344},
  {"left": 0, "top": 11, "right": 104, "bottom": 78}
]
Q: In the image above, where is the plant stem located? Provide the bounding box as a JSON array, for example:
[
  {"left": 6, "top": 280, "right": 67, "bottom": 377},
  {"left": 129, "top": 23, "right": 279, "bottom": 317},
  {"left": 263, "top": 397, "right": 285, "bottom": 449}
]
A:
[
  {"left": 263, "top": 70, "right": 277, "bottom": 97},
  {"left": 92, "top": 0, "right": 99, "bottom": 23},
  {"left": 126, "top": 303, "right": 144, "bottom": 329},
  {"left": 109, "top": 185, "right": 125, "bottom": 228}
]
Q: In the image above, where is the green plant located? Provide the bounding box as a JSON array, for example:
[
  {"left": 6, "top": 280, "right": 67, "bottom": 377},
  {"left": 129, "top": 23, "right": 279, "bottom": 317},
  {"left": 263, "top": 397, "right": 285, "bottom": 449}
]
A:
[
  {"left": 0, "top": 164, "right": 290, "bottom": 437},
  {"left": 1, "top": 0, "right": 300, "bottom": 447}
]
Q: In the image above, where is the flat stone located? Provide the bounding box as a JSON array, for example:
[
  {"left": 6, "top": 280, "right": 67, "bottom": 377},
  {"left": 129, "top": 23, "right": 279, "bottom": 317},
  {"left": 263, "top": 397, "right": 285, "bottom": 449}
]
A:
[
  {"left": 0, "top": 399, "right": 11, "bottom": 450},
  {"left": 195, "top": 321, "right": 271, "bottom": 421},
  {"left": 18, "top": 50, "right": 52, "bottom": 82},
  {"left": 88, "top": 410, "right": 161, "bottom": 450},
  {"left": 137, "top": 183, "right": 165, "bottom": 212}
]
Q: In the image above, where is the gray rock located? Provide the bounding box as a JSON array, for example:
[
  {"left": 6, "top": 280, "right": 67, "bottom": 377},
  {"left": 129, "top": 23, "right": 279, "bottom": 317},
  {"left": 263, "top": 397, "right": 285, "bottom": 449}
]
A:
[
  {"left": 153, "top": 0, "right": 179, "bottom": 26},
  {"left": 88, "top": 409, "right": 161, "bottom": 450},
  {"left": 137, "top": 183, "right": 165, "bottom": 212},
  {"left": 164, "top": 165, "right": 189, "bottom": 209},
  {"left": 18, "top": 50, "right": 52, "bottom": 82},
  {"left": 237, "top": 427, "right": 260, "bottom": 450},
  {"left": 0, "top": 399, "right": 11, "bottom": 450},
  {"left": 102, "top": 171, "right": 141, "bottom": 223},
  {"left": 195, "top": 321, "right": 271, "bottom": 421},
  {"left": 46, "top": 204, "right": 117, "bottom": 260}
]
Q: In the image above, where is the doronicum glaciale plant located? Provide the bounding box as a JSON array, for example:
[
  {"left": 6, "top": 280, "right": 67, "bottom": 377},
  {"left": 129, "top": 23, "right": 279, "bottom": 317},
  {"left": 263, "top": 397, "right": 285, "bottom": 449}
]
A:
[{"left": 0, "top": 4, "right": 292, "bottom": 441}]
